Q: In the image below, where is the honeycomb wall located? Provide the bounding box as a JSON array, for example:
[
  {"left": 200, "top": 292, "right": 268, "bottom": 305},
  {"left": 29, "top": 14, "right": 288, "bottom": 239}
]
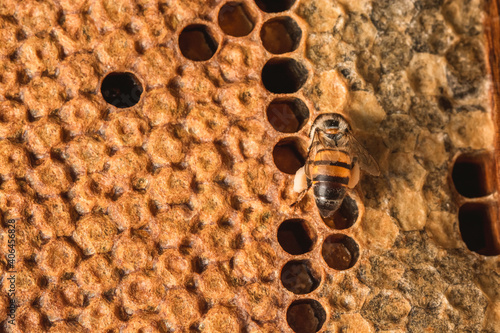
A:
[{"left": 0, "top": 0, "right": 498, "bottom": 332}]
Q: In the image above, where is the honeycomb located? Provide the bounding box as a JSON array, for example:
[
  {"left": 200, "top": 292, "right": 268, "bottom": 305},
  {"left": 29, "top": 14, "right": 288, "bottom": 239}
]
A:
[{"left": 0, "top": 0, "right": 499, "bottom": 332}]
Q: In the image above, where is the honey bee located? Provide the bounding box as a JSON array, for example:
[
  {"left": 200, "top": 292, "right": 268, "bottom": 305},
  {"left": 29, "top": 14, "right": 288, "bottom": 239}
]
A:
[{"left": 292, "top": 113, "right": 380, "bottom": 218}]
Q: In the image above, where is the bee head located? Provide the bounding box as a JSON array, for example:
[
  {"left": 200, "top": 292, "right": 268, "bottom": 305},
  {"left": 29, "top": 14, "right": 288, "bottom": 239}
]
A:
[
  {"left": 323, "top": 119, "right": 340, "bottom": 129},
  {"left": 310, "top": 113, "right": 351, "bottom": 141}
]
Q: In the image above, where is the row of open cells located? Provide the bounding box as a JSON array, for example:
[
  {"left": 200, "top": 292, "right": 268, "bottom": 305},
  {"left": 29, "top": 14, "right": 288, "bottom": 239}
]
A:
[
  {"left": 452, "top": 151, "right": 500, "bottom": 256},
  {"left": 253, "top": 2, "right": 357, "bottom": 330},
  {"left": 198, "top": 5, "right": 302, "bottom": 53},
  {"left": 181, "top": 0, "right": 313, "bottom": 138},
  {"left": 179, "top": 0, "right": 303, "bottom": 59},
  {"left": 276, "top": 201, "right": 361, "bottom": 333},
  {"left": 175, "top": 0, "right": 313, "bottom": 136},
  {"left": 279, "top": 149, "right": 500, "bottom": 332}
]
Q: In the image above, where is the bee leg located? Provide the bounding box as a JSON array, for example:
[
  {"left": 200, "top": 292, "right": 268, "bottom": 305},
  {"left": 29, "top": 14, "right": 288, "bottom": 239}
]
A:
[{"left": 290, "top": 184, "right": 311, "bottom": 208}]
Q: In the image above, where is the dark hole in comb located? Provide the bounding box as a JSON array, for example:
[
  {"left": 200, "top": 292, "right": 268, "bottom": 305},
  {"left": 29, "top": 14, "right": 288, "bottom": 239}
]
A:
[
  {"left": 179, "top": 25, "right": 218, "bottom": 61},
  {"left": 272, "top": 137, "right": 306, "bottom": 174},
  {"left": 254, "top": 0, "right": 296, "bottom": 13},
  {"left": 218, "top": 2, "right": 255, "bottom": 37},
  {"left": 262, "top": 58, "right": 308, "bottom": 94},
  {"left": 267, "top": 98, "right": 309, "bottom": 133},
  {"left": 277, "top": 219, "right": 315, "bottom": 255},
  {"left": 452, "top": 152, "right": 495, "bottom": 198},
  {"left": 101, "top": 72, "right": 143, "bottom": 108},
  {"left": 286, "top": 299, "right": 326, "bottom": 333},
  {"left": 260, "top": 16, "right": 302, "bottom": 54},
  {"left": 459, "top": 202, "right": 500, "bottom": 256},
  {"left": 321, "top": 234, "right": 359, "bottom": 270},
  {"left": 281, "top": 260, "right": 320, "bottom": 294}
]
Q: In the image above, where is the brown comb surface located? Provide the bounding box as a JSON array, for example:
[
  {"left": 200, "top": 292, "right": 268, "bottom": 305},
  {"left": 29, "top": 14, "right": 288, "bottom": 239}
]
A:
[{"left": 0, "top": 0, "right": 499, "bottom": 332}]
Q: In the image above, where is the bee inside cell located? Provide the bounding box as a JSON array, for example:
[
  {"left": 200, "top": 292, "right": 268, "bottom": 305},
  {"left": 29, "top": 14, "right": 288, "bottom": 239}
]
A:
[{"left": 292, "top": 113, "right": 379, "bottom": 219}]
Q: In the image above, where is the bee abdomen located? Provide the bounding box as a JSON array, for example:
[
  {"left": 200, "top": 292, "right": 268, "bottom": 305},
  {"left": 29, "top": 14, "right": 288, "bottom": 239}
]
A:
[
  {"left": 313, "top": 181, "right": 346, "bottom": 199},
  {"left": 311, "top": 151, "right": 352, "bottom": 183},
  {"left": 312, "top": 174, "right": 349, "bottom": 185},
  {"left": 312, "top": 160, "right": 351, "bottom": 169},
  {"left": 313, "top": 182, "right": 345, "bottom": 218},
  {"left": 307, "top": 148, "right": 352, "bottom": 218}
]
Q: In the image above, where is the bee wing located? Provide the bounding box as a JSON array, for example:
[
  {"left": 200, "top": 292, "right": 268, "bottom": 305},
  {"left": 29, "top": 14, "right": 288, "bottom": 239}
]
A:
[
  {"left": 344, "top": 132, "right": 380, "bottom": 176},
  {"left": 304, "top": 131, "right": 324, "bottom": 179}
]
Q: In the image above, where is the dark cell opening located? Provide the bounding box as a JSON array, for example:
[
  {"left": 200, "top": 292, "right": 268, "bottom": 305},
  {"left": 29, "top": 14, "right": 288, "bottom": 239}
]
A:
[
  {"left": 262, "top": 58, "right": 308, "bottom": 94},
  {"left": 322, "top": 234, "right": 359, "bottom": 270},
  {"left": 287, "top": 299, "right": 326, "bottom": 333},
  {"left": 322, "top": 195, "right": 359, "bottom": 230},
  {"left": 254, "top": 0, "right": 296, "bottom": 13},
  {"left": 273, "top": 137, "right": 306, "bottom": 174},
  {"left": 261, "top": 16, "right": 302, "bottom": 54},
  {"left": 218, "top": 2, "right": 255, "bottom": 37},
  {"left": 101, "top": 72, "right": 143, "bottom": 108},
  {"left": 459, "top": 203, "right": 500, "bottom": 256},
  {"left": 179, "top": 25, "right": 218, "bottom": 61},
  {"left": 266, "top": 98, "right": 309, "bottom": 133},
  {"left": 277, "top": 219, "right": 315, "bottom": 255},
  {"left": 281, "top": 260, "right": 320, "bottom": 294},
  {"left": 452, "top": 152, "right": 495, "bottom": 198}
]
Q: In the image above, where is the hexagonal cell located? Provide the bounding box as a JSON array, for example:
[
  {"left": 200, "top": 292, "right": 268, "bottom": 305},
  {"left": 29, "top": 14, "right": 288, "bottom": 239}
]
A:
[
  {"left": 322, "top": 234, "right": 359, "bottom": 270},
  {"left": 255, "top": 0, "right": 296, "bottom": 13},
  {"left": 281, "top": 260, "right": 320, "bottom": 294},
  {"left": 286, "top": 299, "right": 326, "bottom": 333},
  {"left": 322, "top": 195, "right": 359, "bottom": 230},
  {"left": 101, "top": 72, "right": 143, "bottom": 108},
  {"left": 277, "top": 219, "right": 315, "bottom": 255},
  {"left": 179, "top": 24, "right": 218, "bottom": 61},
  {"left": 266, "top": 98, "right": 309, "bottom": 133},
  {"left": 452, "top": 151, "right": 496, "bottom": 198},
  {"left": 218, "top": 2, "right": 255, "bottom": 37},
  {"left": 273, "top": 137, "right": 306, "bottom": 174},
  {"left": 262, "top": 58, "right": 308, "bottom": 94},
  {"left": 459, "top": 202, "right": 500, "bottom": 256},
  {"left": 261, "top": 16, "right": 302, "bottom": 54}
]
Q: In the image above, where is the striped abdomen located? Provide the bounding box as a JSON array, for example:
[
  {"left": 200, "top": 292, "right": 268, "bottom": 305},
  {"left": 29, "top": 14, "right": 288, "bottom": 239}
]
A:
[{"left": 308, "top": 149, "right": 352, "bottom": 218}]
